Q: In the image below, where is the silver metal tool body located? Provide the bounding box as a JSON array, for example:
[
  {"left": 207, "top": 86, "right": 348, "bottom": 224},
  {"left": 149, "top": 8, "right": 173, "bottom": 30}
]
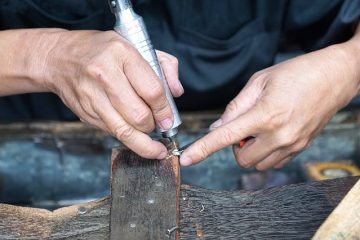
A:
[{"left": 108, "top": 0, "right": 182, "bottom": 139}]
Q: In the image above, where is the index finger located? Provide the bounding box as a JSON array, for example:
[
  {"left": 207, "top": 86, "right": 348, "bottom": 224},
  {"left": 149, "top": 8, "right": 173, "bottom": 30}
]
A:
[
  {"left": 180, "top": 107, "right": 262, "bottom": 166},
  {"left": 96, "top": 95, "right": 168, "bottom": 159},
  {"left": 123, "top": 51, "right": 174, "bottom": 130}
]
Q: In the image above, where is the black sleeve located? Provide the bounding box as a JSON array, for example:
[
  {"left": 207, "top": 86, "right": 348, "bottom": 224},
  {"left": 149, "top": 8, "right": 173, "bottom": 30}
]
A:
[{"left": 284, "top": 0, "right": 360, "bottom": 51}]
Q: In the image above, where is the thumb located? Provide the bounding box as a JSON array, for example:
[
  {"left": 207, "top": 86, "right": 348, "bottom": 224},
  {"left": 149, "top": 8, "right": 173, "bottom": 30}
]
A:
[{"left": 210, "top": 76, "right": 265, "bottom": 130}]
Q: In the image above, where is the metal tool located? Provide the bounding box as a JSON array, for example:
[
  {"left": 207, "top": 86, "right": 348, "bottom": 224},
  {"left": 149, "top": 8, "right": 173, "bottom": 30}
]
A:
[
  {"left": 107, "top": 0, "right": 182, "bottom": 149},
  {"left": 171, "top": 140, "right": 196, "bottom": 156}
]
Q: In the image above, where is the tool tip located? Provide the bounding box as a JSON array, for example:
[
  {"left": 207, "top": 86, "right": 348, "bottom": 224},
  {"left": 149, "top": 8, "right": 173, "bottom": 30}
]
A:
[{"left": 170, "top": 137, "right": 179, "bottom": 150}]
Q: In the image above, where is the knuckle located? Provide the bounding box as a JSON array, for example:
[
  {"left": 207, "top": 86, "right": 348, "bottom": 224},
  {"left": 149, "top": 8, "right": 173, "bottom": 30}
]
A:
[
  {"left": 251, "top": 70, "right": 268, "bottom": 80},
  {"left": 263, "top": 110, "right": 286, "bottom": 131},
  {"left": 170, "top": 56, "right": 179, "bottom": 65},
  {"left": 106, "top": 37, "right": 136, "bottom": 60},
  {"left": 293, "top": 139, "right": 309, "bottom": 152},
  {"left": 237, "top": 157, "right": 252, "bottom": 168},
  {"left": 119, "top": 44, "right": 140, "bottom": 60},
  {"left": 146, "top": 84, "right": 165, "bottom": 104},
  {"left": 124, "top": 46, "right": 140, "bottom": 60},
  {"left": 104, "top": 30, "right": 119, "bottom": 39},
  {"left": 256, "top": 164, "right": 267, "bottom": 171},
  {"left": 78, "top": 84, "right": 95, "bottom": 99},
  {"left": 225, "top": 99, "right": 239, "bottom": 113},
  {"left": 108, "top": 37, "right": 129, "bottom": 51},
  {"left": 80, "top": 101, "right": 96, "bottom": 117},
  {"left": 142, "top": 146, "right": 160, "bottom": 159},
  {"left": 86, "top": 62, "right": 102, "bottom": 76},
  {"left": 86, "top": 62, "right": 108, "bottom": 83},
  {"left": 114, "top": 124, "right": 134, "bottom": 141},
  {"left": 132, "top": 109, "right": 153, "bottom": 127},
  {"left": 197, "top": 142, "right": 210, "bottom": 160},
  {"left": 275, "top": 128, "right": 297, "bottom": 147},
  {"left": 219, "top": 127, "right": 235, "bottom": 146}
]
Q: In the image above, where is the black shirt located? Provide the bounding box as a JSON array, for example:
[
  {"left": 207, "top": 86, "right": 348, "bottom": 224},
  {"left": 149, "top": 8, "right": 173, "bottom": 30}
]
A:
[{"left": 0, "top": 0, "right": 359, "bottom": 120}]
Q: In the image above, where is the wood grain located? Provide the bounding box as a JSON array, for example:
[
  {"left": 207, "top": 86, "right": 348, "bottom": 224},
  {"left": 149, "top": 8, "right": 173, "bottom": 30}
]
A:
[
  {"left": 313, "top": 180, "right": 360, "bottom": 240},
  {"left": 0, "top": 197, "right": 110, "bottom": 239},
  {"left": 179, "top": 177, "right": 359, "bottom": 240},
  {"left": 0, "top": 178, "right": 357, "bottom": 239},
  {"left": 110, "top": 148, "right": 180, "bottom": 240}
]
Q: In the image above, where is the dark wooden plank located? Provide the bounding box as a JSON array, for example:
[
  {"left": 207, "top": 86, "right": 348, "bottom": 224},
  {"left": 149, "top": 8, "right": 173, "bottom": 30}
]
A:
[
  {"left": 0, "top": 177, "right": 357, "bottom": 239},
  {"left": 110, "top": 147, "right": 180, "bottom": 240},
  {"left": 179, "top": 177, "right": 359, "bottom": 240}
]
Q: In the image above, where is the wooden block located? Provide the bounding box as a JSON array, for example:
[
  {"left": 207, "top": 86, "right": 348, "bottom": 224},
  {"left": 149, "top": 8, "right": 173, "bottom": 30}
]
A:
[
  {"left": 110, "top": 148, "right": 180, "bottom": 240},
  {"left": 313, "top": 180, "right": 360, "bottom": 239}
]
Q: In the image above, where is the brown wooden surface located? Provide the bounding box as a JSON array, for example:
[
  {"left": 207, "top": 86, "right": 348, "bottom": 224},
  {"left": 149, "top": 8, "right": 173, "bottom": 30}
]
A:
[
  {"left": 110, "top": 148, "right": 180, "bottom": 240},
  {"left": 0, "top": 177, "right": 358, "bottom": 239},
  {"left": 180, "top": 177, "right": 359, "bottom": 240},
  {"left": 313, "top": 180, "right": 360, "bottom": 240},
  {"left": 0, "top": 197, "right": 109, "bottom": 239}
]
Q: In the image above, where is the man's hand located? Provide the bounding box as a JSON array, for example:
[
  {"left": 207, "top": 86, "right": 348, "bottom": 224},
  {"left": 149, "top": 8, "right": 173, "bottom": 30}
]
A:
[
  {"left": 46, "top": 31, "right": 183, "bottom": 159},
  {"left": 180, "top": 36, "right": 360, "bottom": 170},
  {"left": 0, "top": 29, "right": 183, "bottom": 159}
]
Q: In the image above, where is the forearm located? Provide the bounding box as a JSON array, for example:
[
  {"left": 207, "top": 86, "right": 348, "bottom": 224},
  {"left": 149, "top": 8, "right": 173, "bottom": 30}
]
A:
[
  {"left": 352, "top": 23, "right": 360, "bottom": 94},
  {"left": 312, "top": 22, "right": 360, "bottom": 109},
  {"left": 337, "top": 22, "right": 360, "bottom": 96},
  {"left": 0, "top": 28, "right": 66, "bottom": 96}
]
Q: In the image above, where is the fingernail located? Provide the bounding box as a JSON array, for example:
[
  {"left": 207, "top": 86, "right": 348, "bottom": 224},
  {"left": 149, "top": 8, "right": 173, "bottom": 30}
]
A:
[
  {"left": 209, "top": 119, "right": 222, "bottom": 130},
  {"left": 158, "top": 150, "right": 168, "bottom": 160},
  {"left": 180, "top": 155, "right": 192, "bottom": 166},
  {"left": 160, "top": 118, "right": 173, "bottom": 130}
]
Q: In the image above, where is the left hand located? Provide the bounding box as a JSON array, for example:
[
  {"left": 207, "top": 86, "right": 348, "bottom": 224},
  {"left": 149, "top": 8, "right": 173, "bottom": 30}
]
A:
[{"left": 180, "top": 41, "right": 360, "bottom": 170}]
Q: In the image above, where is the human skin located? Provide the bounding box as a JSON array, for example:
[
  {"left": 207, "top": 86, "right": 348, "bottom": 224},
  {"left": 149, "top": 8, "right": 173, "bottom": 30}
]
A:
[
  {"left": 181, "top": 23, "right": 360, "bottom": 170},
  {"left": 0, "top": 29, "right": 183, "bottom": 159},
  {"left": 1, "top": 25, "right": 359, "bottom": 169}
]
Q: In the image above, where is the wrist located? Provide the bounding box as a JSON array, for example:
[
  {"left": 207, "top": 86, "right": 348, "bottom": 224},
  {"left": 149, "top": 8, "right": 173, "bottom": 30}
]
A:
[
  {"left": 25, "top": 29, "right": 69, "bottom": 93},
  {"left": 346, "top": 22, "right": 360, "bottom": 94},
  {"left": 328, "top": 39, "right": 360, "bottom": 101},
  {"left": 305, "top": 39, "right": 360, "bottom": 113},
  {"left": 0, "top": 29, "right": 67, "bottom": 95}
]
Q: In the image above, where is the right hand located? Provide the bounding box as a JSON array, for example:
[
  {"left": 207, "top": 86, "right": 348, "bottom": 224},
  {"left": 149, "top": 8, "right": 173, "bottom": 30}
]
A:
[{"left": 40, "top": 30, "right": 183, "bottom": 159}]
